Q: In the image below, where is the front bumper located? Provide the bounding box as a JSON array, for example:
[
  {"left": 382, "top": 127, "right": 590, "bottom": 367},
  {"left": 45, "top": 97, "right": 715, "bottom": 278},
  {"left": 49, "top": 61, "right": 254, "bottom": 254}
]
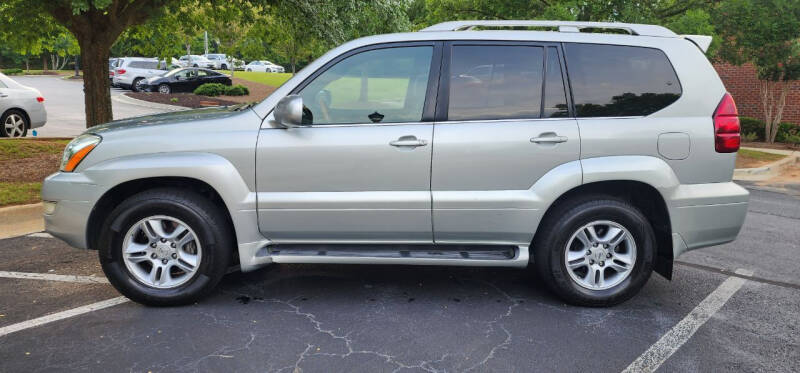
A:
[
  {"left": 668, "top": 182, "right": 749, "bottom": 258},
  {"left": 41, "top": 172, "right": 100, "bottom": 249}
]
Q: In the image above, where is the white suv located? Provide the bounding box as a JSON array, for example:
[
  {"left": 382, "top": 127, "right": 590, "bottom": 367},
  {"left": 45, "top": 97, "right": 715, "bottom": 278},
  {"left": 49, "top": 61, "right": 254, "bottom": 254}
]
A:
[
  {"left": 177, "top": 55, "right": 215, "bottom": 69},
  {"left": 203, "top": 54, "right": 230, "bottom": 70},
  {"left": 112, "top": 58, "right": 164, "bottom": 92},
  {"left": 43, "top": 21, "right": 747, "bottom": 307}
]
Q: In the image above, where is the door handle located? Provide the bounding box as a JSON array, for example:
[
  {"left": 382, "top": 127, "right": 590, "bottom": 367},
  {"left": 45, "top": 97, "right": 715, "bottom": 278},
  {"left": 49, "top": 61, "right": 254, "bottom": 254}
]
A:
[
  {"left": 530, "top": 134, "right": 568, "bottom": 144},
  {"left": 390, "top": 136, "right": 428, "bottom": 148},
  {"left": 0, "top": 94, "right": 7, "bottom": 98}
]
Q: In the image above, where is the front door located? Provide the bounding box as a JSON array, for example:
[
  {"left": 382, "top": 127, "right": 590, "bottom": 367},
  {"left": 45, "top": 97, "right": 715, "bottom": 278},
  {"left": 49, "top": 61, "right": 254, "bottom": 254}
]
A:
[
  {"left": 431, "top": 43, "right": 580, "bottom": 246},
  {"left": 256, "top": 43, "right": 441, "bottom": 243}
]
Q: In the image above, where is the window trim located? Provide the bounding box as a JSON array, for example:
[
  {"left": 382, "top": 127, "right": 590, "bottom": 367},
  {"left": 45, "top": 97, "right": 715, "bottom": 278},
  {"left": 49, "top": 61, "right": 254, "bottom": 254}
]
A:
[
  {"left": 290, "top": 41, "right": 443, "bottom": 126},
  {"left": 435, "top": 40, "right": 564, "bottom": 122},
  {"left": 561, "top": 42, "right": 683, "bottom": 119}
]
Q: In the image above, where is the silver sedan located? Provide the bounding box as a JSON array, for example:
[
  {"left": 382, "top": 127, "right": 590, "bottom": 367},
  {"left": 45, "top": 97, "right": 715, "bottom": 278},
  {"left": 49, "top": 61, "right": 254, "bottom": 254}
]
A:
[{"left": 0, "top": 72, "right": 47, "bottom": 137}]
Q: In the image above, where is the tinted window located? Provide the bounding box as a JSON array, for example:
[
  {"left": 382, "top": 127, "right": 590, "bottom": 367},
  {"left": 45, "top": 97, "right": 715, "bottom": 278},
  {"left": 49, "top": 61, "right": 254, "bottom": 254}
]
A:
[
  {"left": 448, "top": 45, "right": 544, "bottom": 121},
  {"left": 543, "top": 47, "right": 569, "bottom": 118},
  {"left": 298, "top": 46, "right": 432, "bottom": 125},
  {"left": 565, "top": 43, "right": 681, "bottom": 117},
  {"left": 128, "top": 60, "right": 159, "bottom": 69}
]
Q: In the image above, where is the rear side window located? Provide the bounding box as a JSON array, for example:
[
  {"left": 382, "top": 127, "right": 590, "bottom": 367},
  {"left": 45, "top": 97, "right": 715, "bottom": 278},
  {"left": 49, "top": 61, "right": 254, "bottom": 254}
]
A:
[
  {"left": 128, "top": 60, "right": 159, "bottom": 69},
  {"left": 543, "top": 47, "right": 568, "bottom": 118},
  {"left": 448, "top": 45, "right": 544, "bottom": 121},
  {"left": 564, "top": 43, "right": 681, "bottom": 117}
]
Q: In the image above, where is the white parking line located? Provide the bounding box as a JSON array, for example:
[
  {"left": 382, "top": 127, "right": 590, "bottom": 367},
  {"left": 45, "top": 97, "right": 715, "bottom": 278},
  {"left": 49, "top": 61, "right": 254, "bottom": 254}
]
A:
[
  {"left": 622, "top": 268, "right": 753, "bottom": 373},
  {"left": 0, "top": 297, "right": 129, "bottom": 338},
  {"left": 0, "top": 271, "right": 109, "bottom": 284}
]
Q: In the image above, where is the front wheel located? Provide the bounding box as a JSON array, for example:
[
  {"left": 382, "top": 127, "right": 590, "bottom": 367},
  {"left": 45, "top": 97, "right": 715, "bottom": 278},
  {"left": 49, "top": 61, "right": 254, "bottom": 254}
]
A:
[
  {"left": 533, "top": 196, "right": 655, "bottom": 307},
  {"left": 158, "top": 84, "right": 171, "bottom": 94},
  {"left": 98, "top": 188, "right": 232, "bottom": 306},
  {"left": 131, "top": 78, "right": 145, "bottom": 92}
]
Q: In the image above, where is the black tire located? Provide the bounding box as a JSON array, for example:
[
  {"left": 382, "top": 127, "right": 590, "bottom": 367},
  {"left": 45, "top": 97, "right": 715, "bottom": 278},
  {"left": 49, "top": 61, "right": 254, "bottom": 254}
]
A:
[
  {"left": 246, "top": 68, "right": 251, "bottom": 72},
  {"left": 533, "top": 195, "right": 655, "bottom": 307},
  {"left": 131, "top": 77, "right": 144, "bottom": 92},
  {"left": 221, "top": 64, "right": 228, "bottom": 70},
  {"left": 1, "top": 109, "right": 29, "bottom": 138},
  {"left": 98, "top": 188, "right": 233, "bottom": 306},
  {"left": 158, "top": 84, "right": 171, "bottom": 94}
]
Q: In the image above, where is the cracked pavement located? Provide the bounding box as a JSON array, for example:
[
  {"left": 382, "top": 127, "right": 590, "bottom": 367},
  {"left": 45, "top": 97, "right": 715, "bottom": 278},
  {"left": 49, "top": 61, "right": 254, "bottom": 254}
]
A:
[{"left": 0, "top": 187, "right": 798, "bottom": 372}]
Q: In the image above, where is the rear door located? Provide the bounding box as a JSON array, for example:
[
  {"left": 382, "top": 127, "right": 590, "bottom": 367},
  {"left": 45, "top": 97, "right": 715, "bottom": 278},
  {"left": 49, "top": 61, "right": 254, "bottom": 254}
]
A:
[{"left": 431, "top": 42, "right": 580, "bottom": 245}]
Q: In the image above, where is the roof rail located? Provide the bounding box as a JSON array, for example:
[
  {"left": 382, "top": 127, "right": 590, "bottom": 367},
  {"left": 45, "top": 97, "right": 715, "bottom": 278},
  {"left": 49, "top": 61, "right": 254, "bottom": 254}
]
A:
[{"left": 420, "top": 20, "right": 677, "bottom": 38}]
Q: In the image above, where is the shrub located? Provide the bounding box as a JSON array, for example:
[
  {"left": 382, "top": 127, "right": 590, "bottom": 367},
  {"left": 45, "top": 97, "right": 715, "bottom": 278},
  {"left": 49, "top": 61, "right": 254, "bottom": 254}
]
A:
[
  {"left": 739, "top": 117, "right": 765, "bottom": 141},
  {"left": 776, "top": 122, "right": 800, "bottom": 143},
  {"left": 784, "top": 134, "right": 800, "bottom": 147},
  {"left": 193, "top": 83, "right": 227, "bottom": 97},
  {"left": 2, "top": 68, "right": 23, "bottom": 75},
  {"left": 225, "top": 84, "right": 249, "bottom": 96},
  {"left": 742, "top": 132, "right": 759, "bottom": 142}
]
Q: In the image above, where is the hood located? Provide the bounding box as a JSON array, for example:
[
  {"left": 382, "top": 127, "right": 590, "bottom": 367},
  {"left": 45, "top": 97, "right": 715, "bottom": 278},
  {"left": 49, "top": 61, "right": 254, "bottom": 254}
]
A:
[{"left": 88, "top": 104, "right": 253, "bottom": 135}]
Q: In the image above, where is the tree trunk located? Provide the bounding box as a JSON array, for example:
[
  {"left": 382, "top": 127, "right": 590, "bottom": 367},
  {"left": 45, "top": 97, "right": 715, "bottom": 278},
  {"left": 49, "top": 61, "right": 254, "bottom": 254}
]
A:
[
  {"left": 78, "top": 39, "right": 113, "bottom": 127},
  {"left": 42, "top": 55, "right": 48, "bottom": 71},
  {"left": 74, "top": 55, "right": 80, "bottom": 77},
  {"left": 760, "top": 80, "right": 791, "bottom": 143}
]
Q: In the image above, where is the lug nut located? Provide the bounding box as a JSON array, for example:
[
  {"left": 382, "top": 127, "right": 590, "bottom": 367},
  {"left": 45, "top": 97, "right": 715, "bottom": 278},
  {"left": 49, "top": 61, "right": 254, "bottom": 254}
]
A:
[
  {"left": 586, "top": 250, "right": 592, "bottom": 255},
  {"left": 589, "top": 260, "right": 595, "bottom": 265},
  {"left": 607, "top": 253, "right": 612, "bottom": 258},
  {"left": 599, "top": 261, "right": 605, "bottom": 266},
  {"left": 171, "top": 243, "right": 176, "bottom": 248},
  {"left": 171, "top": 253, "right": 177, "bottom": 259},
  {"left": 150, "top": 253, "right": 157, "bottom": 259},
  {"left": 162, "top": 258, "right": 168, "bottom": 264},
  {"left": 593, "top": 243, "right": 598, "bottom": 247},
  {"left": 150, "top": 243, "right": 157, "bottom": 248},
  {"left": 160, "top": 238, "right": 167, "bottom": 243}
]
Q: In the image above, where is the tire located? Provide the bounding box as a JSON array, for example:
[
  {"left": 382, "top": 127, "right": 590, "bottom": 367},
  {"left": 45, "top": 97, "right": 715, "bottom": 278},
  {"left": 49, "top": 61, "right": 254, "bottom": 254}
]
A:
[
  {"left": 533, "top": 195, "right": 655, "bottom": 307},
  {"left": 131, "top": 78, "right": 144, "bottom": 92},
  {"left": 158, "top": 84, "right": 171, "bottom": 94},
  {"left": 221, "top": 64, "right": 228, "bottom": 70},
  {"left": 98, "top": 188, "right": 233, "bottom": 306},
  {"left": 1, "top": 109, "right": 28, "bottom": 138}
]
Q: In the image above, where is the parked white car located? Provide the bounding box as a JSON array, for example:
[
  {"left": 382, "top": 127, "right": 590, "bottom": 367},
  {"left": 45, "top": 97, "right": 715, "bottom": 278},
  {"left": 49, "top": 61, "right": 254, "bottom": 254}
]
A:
[
  {"left": 112, "top": 57, "right": 164, "bottom": 92},
  {"left": 244, "top": 60, "right": 285, "bottom": 73},
  {"left": 177, "top": 55, "right": 215, "bottom": 69},
  {"left": 203, "top": 54, "right": 231, "bottom": 70},
  {"left": 0, "top": 72, "right": 47, "bottom": 137}
]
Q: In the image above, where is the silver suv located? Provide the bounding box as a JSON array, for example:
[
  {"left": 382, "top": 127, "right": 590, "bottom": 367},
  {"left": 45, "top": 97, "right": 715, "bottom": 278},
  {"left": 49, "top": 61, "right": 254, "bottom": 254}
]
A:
[
  {"left": 42, "top": 21, "right": 748, "bottom": 306},
  {"left": 112, "top": 57, "right": 163, "bottom": 92}
]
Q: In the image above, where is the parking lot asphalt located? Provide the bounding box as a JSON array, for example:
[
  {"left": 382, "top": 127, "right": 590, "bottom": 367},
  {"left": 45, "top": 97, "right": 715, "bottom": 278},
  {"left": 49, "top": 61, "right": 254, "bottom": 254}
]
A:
[
  {"left": 0, "top": 186, "right": 797, "bottom": 372},
  {"left": 13, "top": 76, "right": 170, "bottom": 138}
]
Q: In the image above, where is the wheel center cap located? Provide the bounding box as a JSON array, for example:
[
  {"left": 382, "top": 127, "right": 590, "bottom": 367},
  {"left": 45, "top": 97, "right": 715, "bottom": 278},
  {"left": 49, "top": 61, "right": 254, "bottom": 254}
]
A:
[
  {"left": 155, "top": 244, "right": 173, "bottom": 258},
  {"left": 594, "top": 249, "right": 607, "bottom": 262}
]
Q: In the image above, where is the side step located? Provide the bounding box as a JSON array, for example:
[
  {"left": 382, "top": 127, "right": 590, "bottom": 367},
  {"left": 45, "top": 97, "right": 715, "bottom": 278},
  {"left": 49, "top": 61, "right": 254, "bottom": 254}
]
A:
[{"left": 262, "top": 244, "right": 530, "bottom": 268}]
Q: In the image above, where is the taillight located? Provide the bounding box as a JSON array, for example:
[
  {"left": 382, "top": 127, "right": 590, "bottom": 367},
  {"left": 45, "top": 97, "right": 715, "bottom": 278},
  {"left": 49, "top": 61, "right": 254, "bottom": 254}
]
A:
[
  {"left": 36, "top": 97, "right": 44, "bottom": 103},
  {"left": 116, "top": 69, "right": 126, "bottom": 75},
  {"left": 713, "top": 93, "right": 740, "bottom": 153}
]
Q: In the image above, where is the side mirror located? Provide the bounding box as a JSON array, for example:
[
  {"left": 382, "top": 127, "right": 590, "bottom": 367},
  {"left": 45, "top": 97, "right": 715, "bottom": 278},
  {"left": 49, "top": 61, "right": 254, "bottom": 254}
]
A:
[{"left": 274, "top": 95, "right": 303, "bottom": 128}]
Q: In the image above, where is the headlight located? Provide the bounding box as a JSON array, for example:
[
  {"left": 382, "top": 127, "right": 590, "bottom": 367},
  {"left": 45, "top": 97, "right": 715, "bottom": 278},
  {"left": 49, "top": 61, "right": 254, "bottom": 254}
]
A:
[{"left": 60, "top": 134, "right": 101, "bottom": 172}]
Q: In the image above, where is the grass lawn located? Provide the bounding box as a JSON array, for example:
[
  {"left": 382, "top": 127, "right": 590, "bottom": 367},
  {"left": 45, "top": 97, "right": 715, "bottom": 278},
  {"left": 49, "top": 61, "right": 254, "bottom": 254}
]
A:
[
  {"left": 234, "top": 72, "right": 293, "bottom": 88},
  {"left": 0, "top": 139, "right": 68, "bottom": 208},
  {"left": 736, "top": 148, "right": 786, "bottom": 169}
]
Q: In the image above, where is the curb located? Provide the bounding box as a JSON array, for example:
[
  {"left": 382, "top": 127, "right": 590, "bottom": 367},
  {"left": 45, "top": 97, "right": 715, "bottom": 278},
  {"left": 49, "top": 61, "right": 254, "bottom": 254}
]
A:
[
  {"left": 0, "top": 203, "right": 44, "bottom": 239},
  {"left": 112, "top": 93, "right": 187, "bottom": 112},
  {"left": 734, "top": 147, "right": 800, "bottom": 181}
]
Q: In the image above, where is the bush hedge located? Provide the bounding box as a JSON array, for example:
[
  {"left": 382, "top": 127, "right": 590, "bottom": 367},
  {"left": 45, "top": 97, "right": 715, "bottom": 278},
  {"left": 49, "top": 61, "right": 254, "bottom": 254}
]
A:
[
  {"left": 194, "top": 83, "right": 250, "bottom": 97},
  {"left": 739, "top": 116, "right": 799, "bottom": 143},
  {"left": 2, "top": 68, "right": 23, "bottom": 75},
  {"left": 225, "top": 84, "right": 249, "bottom": 96},
  {"left": 193, "top": 83, "right": 228, "bottom": 97}
]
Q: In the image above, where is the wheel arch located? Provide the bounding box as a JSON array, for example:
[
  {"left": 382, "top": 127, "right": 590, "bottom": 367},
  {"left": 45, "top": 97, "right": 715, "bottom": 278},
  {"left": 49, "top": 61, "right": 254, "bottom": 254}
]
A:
[{"left": 537, "top": 179, "right": 674, "bottom": 279}]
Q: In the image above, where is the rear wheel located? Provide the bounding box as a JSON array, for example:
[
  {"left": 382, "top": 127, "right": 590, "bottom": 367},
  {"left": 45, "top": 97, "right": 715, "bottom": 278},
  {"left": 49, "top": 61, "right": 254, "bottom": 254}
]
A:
[
  {"left": 221, "top": 64, "right": 228, "bottom": 70},
  {"left": 1, "top": 110, "right": 28, "bottom": 138},
  {"left": 533, "top": 196, "right": 655, "bottom": 306},
  {"left": 98, "top": 188, "right": 232, "bottom": 306},
  {"left": 131, "top": 78, "right": 145, "bottom": 92}
]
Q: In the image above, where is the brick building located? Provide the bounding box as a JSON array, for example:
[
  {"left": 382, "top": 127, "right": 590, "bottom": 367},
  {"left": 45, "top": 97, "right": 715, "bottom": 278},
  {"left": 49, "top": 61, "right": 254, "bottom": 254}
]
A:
[{"left": 713, "top": 62, "right": 800, "bottom": 125}]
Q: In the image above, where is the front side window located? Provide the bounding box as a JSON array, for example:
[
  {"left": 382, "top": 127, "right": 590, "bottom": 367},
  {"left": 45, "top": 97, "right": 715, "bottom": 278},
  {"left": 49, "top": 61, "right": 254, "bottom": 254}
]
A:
[
  {"left": 564, "top": 43, "right": 682, "bottom": 117},
  {"left": 298, "top": 46, "right": 433, "bottom": 125},
  {"left": 448, "top": 45, "right": 544, "bottom": 121}
]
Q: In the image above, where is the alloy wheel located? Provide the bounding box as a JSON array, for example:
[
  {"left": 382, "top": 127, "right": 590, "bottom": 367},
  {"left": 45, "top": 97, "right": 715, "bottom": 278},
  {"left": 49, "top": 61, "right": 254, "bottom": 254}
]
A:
[
  {"left": 564, "top": 220, "right": 637, "bottom": 290},
  {"left": 122, "top": 215, "right": 202, "bottom": 289},
  {"left": 3, "top": 114, "right": 26, "bottom": 137}
]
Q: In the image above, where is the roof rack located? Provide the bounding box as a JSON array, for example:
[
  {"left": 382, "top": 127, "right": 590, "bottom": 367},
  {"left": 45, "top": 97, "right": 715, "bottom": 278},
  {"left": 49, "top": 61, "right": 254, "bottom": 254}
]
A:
[{"left": 420, "top": 20, "right": 677, "bottom": 38}]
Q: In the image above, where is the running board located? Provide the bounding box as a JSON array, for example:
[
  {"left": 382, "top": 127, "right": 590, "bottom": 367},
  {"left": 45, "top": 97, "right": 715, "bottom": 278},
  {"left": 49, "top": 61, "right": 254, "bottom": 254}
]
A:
[{"left": 261, "top": 244, "right": 530, "bottom": 268}]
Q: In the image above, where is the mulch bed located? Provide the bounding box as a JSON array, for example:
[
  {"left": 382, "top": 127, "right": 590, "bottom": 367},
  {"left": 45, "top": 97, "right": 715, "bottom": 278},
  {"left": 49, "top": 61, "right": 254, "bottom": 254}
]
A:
[
  {"left": 125, "top": 78, "right": 276, "bottom": 108},
  {"left": 0, "top": 154, "right": 60, "bottom": 183},
  {"left": 126, "top": 92, "right": 237, "bottom": 108}
]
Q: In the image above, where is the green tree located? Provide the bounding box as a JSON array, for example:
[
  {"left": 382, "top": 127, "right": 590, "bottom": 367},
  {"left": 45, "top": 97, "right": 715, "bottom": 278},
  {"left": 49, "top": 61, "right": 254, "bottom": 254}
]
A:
[{"left": 715, "top": 0, "right": 800, "bottom": 143}]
